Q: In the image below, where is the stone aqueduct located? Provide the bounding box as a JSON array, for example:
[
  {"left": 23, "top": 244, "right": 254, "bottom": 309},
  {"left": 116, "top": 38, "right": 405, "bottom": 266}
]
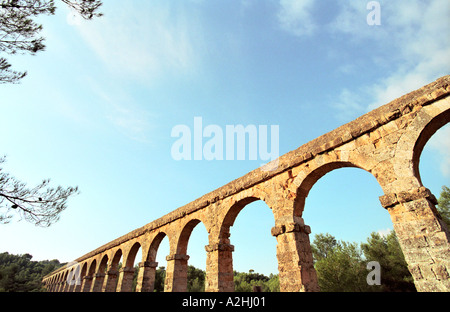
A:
[{"left": 43, "top": 76, "right": 450, "bottom": 292}]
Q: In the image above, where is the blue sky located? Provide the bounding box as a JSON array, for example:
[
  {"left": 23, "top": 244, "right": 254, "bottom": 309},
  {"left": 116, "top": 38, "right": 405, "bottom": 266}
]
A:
[{"left": 0, "top": 0, "right": 449, "bottom": 276}]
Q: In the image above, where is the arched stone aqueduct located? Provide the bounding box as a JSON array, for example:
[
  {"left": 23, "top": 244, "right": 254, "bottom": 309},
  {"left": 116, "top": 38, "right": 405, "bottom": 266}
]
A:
[{"left": 43, "top": 76, "right": 450, "bottom": 292}]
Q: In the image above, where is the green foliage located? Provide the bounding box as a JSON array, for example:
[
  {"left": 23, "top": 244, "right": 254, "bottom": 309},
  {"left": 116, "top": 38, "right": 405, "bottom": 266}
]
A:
[
  {"left": 437, "top": 185, "right": 450, "bottom": 228},
  {"left": 361, "top": 231, "right": 415, "bottom": 292},
  {"left": 311, "top": 231, "right": 416, "bottom": 292},
  {"left": 187, "top": 265, "right": 205, "bottom": 292},
  {"left": 234, "top": 270, "right": 279, "bottom": 292},
  {"left": 153, "top": 266, "right": 166, "bottom": 292},
  {"left": 151, "top": 266, "right": 279, "bottom": 292},
  {"left": 0, "top": 252, "right": 63, "bottom": 292},
  {"left": 312, "top": 235, "right": 369, "bottom": 292}
]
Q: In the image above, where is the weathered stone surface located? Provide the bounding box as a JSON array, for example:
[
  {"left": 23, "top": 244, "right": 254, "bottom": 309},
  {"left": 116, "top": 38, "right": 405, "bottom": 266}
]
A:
[{"left": 43, "top": 76, "right": 450, "bottom": 293}]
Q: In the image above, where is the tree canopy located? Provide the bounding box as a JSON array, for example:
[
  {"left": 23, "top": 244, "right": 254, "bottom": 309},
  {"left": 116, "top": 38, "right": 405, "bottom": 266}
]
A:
[
  {"left": 437, "top": 185, "right": 450, "bottom": 228},
  {"left": 0, "top": 0, "right": 102, "bottom": 83},
  {"left": 0, "top": 252, "right": 63, "bottom": 292},
  {"left": 311, "top": 231, "right": 416, "bottom": 292}
]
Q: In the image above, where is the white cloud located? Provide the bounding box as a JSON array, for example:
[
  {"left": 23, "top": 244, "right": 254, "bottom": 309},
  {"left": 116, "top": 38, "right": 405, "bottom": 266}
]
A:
[
  {"left": 377, "top": 228, "right": 392, "bottom": 238},
  {"left": 71, "top": 3, "right": 199, "bottom": 84},
  {"left": 317, "top": 0, "right": 450, "bottom": 117},
  {"left": 277, "top": 0, "right": 316, "bottom": 37},
  {"left": 335, "top": 0, "right": 450, "bottom": 110},
  {"left": 106, "top": 103, "right": 154, "bottom": 143},
  {"left": 332, "top": 88, "right": 366, "bottom": 122},
  {"left": 84, "top": 77, "right": 157, "bottom": 143}
]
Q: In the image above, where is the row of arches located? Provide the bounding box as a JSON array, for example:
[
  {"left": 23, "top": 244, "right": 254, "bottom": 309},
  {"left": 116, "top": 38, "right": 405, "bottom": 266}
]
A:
[{"left": 43, "top": 93, "right": 450, "bottom": 292}]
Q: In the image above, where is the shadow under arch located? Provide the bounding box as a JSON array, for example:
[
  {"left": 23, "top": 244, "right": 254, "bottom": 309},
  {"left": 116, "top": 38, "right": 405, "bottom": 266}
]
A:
[
  {"left": 80, "top": 261, "right": 88, "bottom": 281},
  {"left": 98, "top": 254, "right": 108, "bottom": 273},
  {"left": 174, "top": 218, "right": 209, "bottom": 291},
  {"left": 87, "top": 259, "right": 97, "bottom": 277},
  {"left": 147, "top": 231, "right": 169, "bottom": 263},
  {"left": 125, "top": 242, "right": 141, "bottom": 268},
  {"left": 110, "top": 248, "right": 123, "bottom": 271},
  {"left": 142, "top": 231, "right": 170, "bottom": 292}
]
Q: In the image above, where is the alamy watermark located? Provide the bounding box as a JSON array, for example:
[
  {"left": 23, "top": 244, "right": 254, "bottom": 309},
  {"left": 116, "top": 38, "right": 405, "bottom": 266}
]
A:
[
  {"left": 171, "top": 117, "right": 280, "bottom": 171},
  {"left": 367, "top": 1, "right": 381, "bottom": 26},
  {"left": 366, "top": 261, "right": 381, "bottom": 286}
]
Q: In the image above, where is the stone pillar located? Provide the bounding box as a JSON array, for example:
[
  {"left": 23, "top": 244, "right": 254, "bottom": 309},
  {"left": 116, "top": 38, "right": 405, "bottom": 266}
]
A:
[
  {"left": 205, "top": 243, "right": 235, "bottom": 292},
  {"left": 73, "top": 281, "right": 82, "bottom": 292},
  {"left": 56, "top": 281, "right": 64, "bottom": 292},
  {"left": 102, "top": 270, "right": 118, "bottom": 292},
  {"left": 60, "top": 280, "right": 68, "bottom": 292},
  {"left": 271, "top": 219, "right": 319, "bottom": 292},
  {"left": 116, "top": 267, "right": 136, "bottom": 292},
  {"left": 64, "top": 281, "right": 72, "bottom": 292},
  {"left": 164, "top": 254, "right": 190, "bottom": 292},
  {"left": 90, "top": 273, "right": 106, "bottom": 292},
  {"left": 71, "top": 270, "right": 82, "bottom": 292},
  {"left": 380, "top": 187, "right": 450, "bottom": 291},
  {"left": 135, "top": 261, "right": 158, "bottom": 292},
  {"left": 81, "top": 276, "right": 93, "bottom": 292}
]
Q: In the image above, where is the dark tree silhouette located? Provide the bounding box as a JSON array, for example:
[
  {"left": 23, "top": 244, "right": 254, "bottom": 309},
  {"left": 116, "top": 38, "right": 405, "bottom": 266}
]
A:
[
  {"left": 0, "top": 0, "right": 102, "bottom": 83},
  {"left": 0, "top": 156, "right": 79, "bottom": 227}
]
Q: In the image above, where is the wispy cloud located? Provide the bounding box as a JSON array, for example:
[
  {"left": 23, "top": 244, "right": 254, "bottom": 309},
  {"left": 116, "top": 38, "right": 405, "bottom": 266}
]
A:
[
  {"left": 279, "top": 0, "right": 450, "bottom": 119},
  {"left": 332, "top": 88, "right": 366, "bottom": 121},
  {"left": 277, "top": 0, "right": 316, "bottom": 37},
  {"left": 276, "top": 0, "right": 450, "bottom": 176},
  {"left": 330, "top": 0, "right": 450, "bottom": 111},
  {"left": 85, "top": 77, "right": 157, "bottom": 143},
  {"left": 377, "top": 228, "right": 392, "bottom": 238},
  {"left": 105, "top": 103, "right": 155, "bottom": 143},
  {"left": 69, "top": 3, "right": 199, "bottom": 85}
]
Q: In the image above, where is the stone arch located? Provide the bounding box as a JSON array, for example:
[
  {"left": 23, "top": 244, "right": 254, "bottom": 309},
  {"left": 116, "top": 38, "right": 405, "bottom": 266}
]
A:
[
  {"left": 176, "top": 218, "right": 208, "bottom": 256},
  {"left": 133, "top": 232, "right": 169, "bottom": 292},
  {"left": 80, "top": 261, "right": 88, "bottom": 280},
  {"left": 66, "top": 267, "right": 76, "bottom": 291},
  {"left": 102, "top": 249, "right": 122, "bottom": 292},
  {"left": 296, "top": 161, "right": 357, "bottom": 196},
  {"left": 109, "top": 248, "right": 123, "bottom": 270},
  {"left": 87, "top": 259, "right": 97, "bottom": 276},
  {"left": 115, "top": 242, "right": 142, "bottom": 292},
  {"left": 80, "top": 259, "right": 97, "bottom": 292},
  {"left": 98, "top": 254, "right": 109, "bottom": 273},
  {"left": 161, "top": 218, "right": 209, "bottom": 292},
  {"left": 147, "top": 231, "right": 169, "bottom": 263},
  {"left": 412, "top": 107, "right": 450, "bottom": 187},
  {"left": 294, "top": 161, "right": 368, "bottom": 217},
  {"left": 388, "top": 97, "right": 450, "bottom": 194},
  {"left": 61, "top": 270, "right": 68, "bottom": 291},
  {"left": 72, "top": 263, "right": 82, "bottom": 292},
  {"left": 124, "top": 241, "right": 142, "bottom": 268},
  {"left": 205, "top": 193, "right": 276, "bottom": 292},
  {"left": 218, "top": 193, "right": 274, "bottom": 243},
  {"left": 380, "top": 98, "right": 450, "bottom": 292}
]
